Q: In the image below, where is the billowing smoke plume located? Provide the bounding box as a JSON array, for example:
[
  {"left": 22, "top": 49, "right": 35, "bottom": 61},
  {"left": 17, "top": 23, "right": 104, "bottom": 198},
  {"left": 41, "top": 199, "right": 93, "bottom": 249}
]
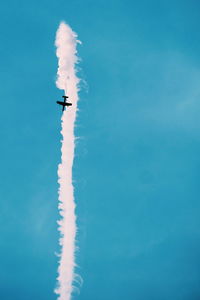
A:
[{"left": 55, "top": 22, "right": 81, "bottom": 300}]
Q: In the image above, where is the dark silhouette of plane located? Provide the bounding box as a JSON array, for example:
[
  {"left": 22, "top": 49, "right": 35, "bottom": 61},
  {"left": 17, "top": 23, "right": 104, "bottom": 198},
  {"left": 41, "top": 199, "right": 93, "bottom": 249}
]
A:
[{"left": 57, "top": 96, "right": 72, "bottom": 112}]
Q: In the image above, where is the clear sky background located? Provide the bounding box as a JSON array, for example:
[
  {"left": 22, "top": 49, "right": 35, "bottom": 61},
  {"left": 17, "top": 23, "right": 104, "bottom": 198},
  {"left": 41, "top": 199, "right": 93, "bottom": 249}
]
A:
[{"left": 0, "top": 1, "right": 200, "bottom": 299}]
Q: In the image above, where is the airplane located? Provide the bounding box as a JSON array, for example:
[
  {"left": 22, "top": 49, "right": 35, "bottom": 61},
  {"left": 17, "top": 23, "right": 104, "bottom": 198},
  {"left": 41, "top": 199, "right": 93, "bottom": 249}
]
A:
[{"left": 56, "top": 96, "right": 72, "bottom": 112}]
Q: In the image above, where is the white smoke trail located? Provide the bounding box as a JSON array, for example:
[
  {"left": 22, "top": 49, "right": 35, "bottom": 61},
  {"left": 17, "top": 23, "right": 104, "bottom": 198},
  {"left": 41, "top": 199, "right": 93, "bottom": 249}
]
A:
[{"left": 54, "top": 22, "right": 81, "bottom": 300}]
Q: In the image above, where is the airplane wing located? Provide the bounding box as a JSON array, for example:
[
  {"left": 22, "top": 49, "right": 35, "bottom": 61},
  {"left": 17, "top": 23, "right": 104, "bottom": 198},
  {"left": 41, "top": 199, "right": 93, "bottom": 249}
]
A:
[
  {"left": 57, "top": 101, "right": 64, "bottom": 105},
  {"left": 57, "top": 99, "right": 71, "bottom": 112}
]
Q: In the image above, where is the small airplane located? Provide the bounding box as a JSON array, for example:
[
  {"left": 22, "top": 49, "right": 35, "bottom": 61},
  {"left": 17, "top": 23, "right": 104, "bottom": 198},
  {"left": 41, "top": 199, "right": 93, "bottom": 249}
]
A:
[{"left": 57, "top": 96, "right": 72, "bottom": 112}]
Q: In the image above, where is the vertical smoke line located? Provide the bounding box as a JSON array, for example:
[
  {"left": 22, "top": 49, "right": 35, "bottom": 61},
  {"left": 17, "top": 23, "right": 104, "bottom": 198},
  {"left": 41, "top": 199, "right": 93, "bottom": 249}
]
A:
[{"left": 54, "top": 22, "right": 80, "bottom": 300}]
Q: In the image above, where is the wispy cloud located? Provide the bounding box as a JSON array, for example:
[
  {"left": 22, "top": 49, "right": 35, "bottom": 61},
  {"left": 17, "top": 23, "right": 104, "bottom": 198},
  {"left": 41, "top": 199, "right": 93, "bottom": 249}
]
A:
[{"left": 55, "top": 22, "right": 81, "bottom": 300}]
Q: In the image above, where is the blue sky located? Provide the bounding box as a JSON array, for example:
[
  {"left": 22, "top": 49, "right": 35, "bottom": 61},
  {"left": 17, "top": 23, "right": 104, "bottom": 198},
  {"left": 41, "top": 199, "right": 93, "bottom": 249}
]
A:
[{"left": 0, "top": 0, "right": 200, "bottom": 299}]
